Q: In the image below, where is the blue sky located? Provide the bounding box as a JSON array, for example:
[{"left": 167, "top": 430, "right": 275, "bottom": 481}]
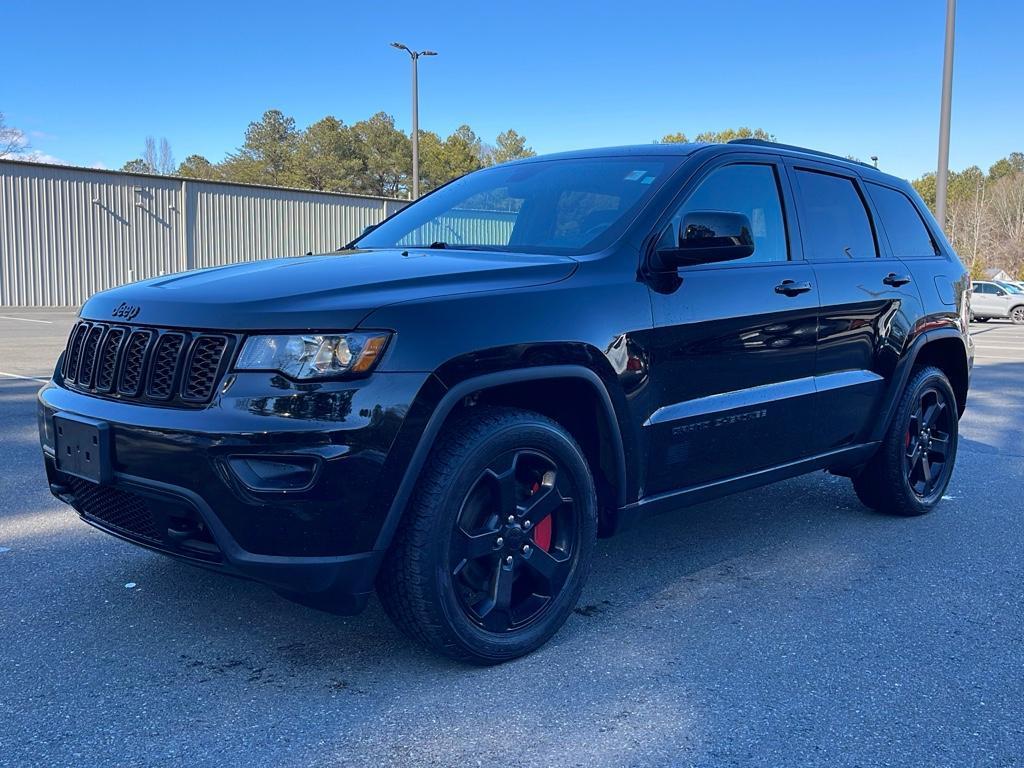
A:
[{"left": 4, "top": 0, "right": 1021, "bottom": 181}]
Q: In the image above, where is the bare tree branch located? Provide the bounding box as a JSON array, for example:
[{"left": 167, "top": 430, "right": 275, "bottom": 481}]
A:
[
  {"left": 143, "top": 136, "right": 157, "bottom": 173},
  {"left": 0, "top": 112, "right": 29, "bottom": 159},
  {"left": 158, "top": 138, "right": 175, "bottom": 175}
]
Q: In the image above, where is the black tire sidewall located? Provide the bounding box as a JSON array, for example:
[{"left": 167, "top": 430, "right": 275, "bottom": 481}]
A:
[
  {"left": 890, "top": 367, "right": 960, "bottom": 514},
  {"left": 422, "top": 414, "right": 597, "bottom": 662}
]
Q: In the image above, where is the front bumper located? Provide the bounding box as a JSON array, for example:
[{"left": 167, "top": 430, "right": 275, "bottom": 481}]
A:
[{"left": 38, "top": 370, "right": 434, "bottom": 612}]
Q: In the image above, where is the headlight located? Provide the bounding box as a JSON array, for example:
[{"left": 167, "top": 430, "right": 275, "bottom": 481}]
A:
[{"left": 235, "top": 332, "right": 391, "bottom": 379}]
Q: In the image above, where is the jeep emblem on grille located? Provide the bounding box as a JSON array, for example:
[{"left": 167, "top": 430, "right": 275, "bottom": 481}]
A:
[{"left": 111, "top": 302, "right": 141, "bottom": 321}]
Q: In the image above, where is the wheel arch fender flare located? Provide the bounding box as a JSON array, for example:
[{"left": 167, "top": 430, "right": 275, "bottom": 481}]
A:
[
  {"left": 372, "top": 365, "right": 628, "bottom": 553},
  {"left": 870, "top": 326, "right": 970, "bottom": 443}
]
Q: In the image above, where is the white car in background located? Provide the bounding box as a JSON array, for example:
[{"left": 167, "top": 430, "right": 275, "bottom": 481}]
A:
[{"left": 971, "top": 280, "right": 1024, "bottom": 324}]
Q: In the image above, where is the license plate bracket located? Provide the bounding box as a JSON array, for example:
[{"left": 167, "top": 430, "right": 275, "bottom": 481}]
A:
[{"left": 54, "top": 412, "right": 112, "bottom": 484}]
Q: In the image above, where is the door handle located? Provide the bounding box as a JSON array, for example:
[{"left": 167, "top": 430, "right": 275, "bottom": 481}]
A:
[
  {"left": 775, "top": 279, "right": 813, "bottom": 296},
  {"left": 883, "top": 272, "right": 912, "bottom": 287}
]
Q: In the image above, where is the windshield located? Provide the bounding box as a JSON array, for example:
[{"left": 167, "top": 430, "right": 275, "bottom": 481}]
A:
[
  {"left": 354, "top": 157, "right": 677, "bottom": 256},
  {"left": 997, "top": 281, "right": 1023, "bottom": 294}
]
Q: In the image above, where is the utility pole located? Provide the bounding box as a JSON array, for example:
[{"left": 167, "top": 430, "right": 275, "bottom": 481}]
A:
[
  {"left": 391, "top": 42, "right": 438, "bottom": 200},
  {"left": 935, "top": 0, "right": 956, "bottom": 231}
]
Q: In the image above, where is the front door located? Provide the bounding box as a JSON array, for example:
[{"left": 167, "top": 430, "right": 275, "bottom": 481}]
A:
[{"left": 642, "top": 157, "right": 820, "bottom": 495}]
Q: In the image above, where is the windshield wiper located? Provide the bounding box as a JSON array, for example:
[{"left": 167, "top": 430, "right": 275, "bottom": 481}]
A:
[{"left": 424, "top": 242, "right": 503, "bottom": 251}]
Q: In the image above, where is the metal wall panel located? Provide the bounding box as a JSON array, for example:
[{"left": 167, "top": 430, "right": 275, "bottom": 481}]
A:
[
  {"left": 0, "top": 160, "right": 408, "bottom": 307},
  {"left": 396, "top": 209, "right": 517, "bottom": 248}
]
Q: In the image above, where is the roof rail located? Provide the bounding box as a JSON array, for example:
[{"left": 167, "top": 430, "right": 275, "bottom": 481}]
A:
[{"left": 726, "top": 138, "right": 874, "bottom": 168}]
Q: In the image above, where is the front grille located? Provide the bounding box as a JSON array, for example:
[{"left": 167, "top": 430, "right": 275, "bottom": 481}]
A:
[
  {"left": 64, "top": 476, "right": 223, "bottom": 562},
  {"left": 147, "top": 333, "right": 185, "bottom": 399},
  {"left": 77, "top": 325, "right": 104, "bottom": 387},
  {"left": 63, "top": 321, "right": 235, "bottom": 407},
  {"left": 183, "top": 336, "right": 229, "bottom": 401},
  {"left": 95, "top": 327, "right": 125, "bottom": 392},
  {"left": 63, "top": 323, "right": 89, "bottom": 380},
  {"left": 118, "top": 329, "right": 153, "bottom": 396},
  {"left": 66, "top": 476, "right": 162, "bottom": 543}
]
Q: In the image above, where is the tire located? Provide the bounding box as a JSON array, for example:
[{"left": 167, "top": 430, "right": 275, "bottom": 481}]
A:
[
  {"left": 975, "top": 316, "right": 989, "bottom": 323},
  {"left": 852, "top": 366, "right": 958, "bottom": 516},
  {"left": 1010, "top": 305, "right": 1024, "bottom": 325},
  {"left": 377, "top": 406, "right": 598, "bottom": 664}
]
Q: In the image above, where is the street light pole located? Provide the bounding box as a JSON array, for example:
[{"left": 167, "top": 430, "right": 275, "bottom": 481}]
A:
[
  {"left": 391, "top": 42, "right": 437, "bottom": 201},
  {"left": 411, "top": 53, "right": 419, "bottom": 200},
  {"left": 935, "top": 0, "right": 956, "bottom": 232}
]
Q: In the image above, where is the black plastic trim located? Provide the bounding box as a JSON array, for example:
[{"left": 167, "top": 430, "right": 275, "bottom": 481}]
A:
[
  {"left": 869, "top": 327, "right": 969, "bottom": 443},
  {"left": 373, "top": 365, "right": 628, "bottom": 552}
]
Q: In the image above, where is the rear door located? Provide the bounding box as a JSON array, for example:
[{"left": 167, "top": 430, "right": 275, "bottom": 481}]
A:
[
  {"left": 643, "top": 155, "right": 820, "bottom": 494},
  {"left": 785, "top": 160, "right": 923, "bottom": 453},
  {"left": 865, "top": 180, "right": 955, "bottom": 322}
]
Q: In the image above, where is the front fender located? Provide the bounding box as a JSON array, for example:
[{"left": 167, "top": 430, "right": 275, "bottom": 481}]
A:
[{"left": 370, "top": 363, "right": 630, "bottom": 553}]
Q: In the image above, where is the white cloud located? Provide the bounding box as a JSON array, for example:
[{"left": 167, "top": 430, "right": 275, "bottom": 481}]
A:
[
  {"left": 1, "top": 117, "right": 62, "bottom": 164},
  {"left": 18, "top": 150, "right": 65, "bottom": 165}
]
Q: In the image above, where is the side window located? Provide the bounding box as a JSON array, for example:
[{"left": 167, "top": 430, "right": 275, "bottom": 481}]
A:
[
  {"left": 659, "top": 163, "right": 788, "bottom": 263},
  {"left": 973, "top": 283, "right": 993, "bottom": 294},
  {"left": 867, "top": 183, "right": 938, "bottom": 257},
  {"left": 794, "top": 169, "right": 877, "bottom": 260}
]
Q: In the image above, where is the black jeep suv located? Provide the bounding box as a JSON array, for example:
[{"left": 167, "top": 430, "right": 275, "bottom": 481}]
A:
[{"left": 39, "top": 140, "right": 973, "bottom": 663}]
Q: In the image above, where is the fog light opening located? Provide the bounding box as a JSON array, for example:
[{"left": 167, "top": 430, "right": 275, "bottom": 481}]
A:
[{"left": 226, "top": 455, "right": 321, "bottom": 492}]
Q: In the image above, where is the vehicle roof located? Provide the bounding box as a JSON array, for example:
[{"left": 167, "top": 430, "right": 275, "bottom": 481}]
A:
[
  {"left": 511, "top": 143, "right": 710, "bottom": 162},
  {"left": 514, "top": 140, "right": 913, "bottom": 187}
]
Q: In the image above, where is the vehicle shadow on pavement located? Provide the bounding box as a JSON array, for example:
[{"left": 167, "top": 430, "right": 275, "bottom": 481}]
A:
[{"left": 109, "top": 466, "right": 874, "bottom": 668}]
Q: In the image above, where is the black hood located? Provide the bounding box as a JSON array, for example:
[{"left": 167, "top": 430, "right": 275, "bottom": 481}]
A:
[{"left": 79, "top": 248, "right": 577, "bottom": 331}]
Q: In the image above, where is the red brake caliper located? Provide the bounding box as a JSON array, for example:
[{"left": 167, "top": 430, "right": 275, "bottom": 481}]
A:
[{"left": 529, "top": 481, "right": 552, "bottom": 551}]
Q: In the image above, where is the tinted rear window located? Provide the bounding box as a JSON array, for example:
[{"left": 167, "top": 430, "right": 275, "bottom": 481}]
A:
[
  {"left": 794, "top": 170, "right": 877, "bottom": 260},
  {"left": 867, "top": 183, "right": 937, "bottom": 257}
]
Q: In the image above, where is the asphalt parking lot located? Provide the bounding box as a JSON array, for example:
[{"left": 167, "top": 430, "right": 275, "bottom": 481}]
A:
[{"left": 2, "top": 311, "right": 1023, "bottom": 768}]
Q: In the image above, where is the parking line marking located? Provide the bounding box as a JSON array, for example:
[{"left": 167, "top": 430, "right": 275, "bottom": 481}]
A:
[
  {"left": 0, "top": 315, "right": 53, "bottom": 324},
  {"left": 0, "top": 371, "right": 49, "bottom": 384}
]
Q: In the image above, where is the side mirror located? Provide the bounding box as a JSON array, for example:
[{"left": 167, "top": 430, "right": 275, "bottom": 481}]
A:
[
  {"left": 655, "top": 211, "right": 755, "bottom": 269},
  {"left": 996, "top": 289, "right": 1007, "bottom": 296}
]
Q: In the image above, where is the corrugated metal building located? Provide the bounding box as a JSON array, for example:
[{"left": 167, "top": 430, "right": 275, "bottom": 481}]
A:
[{"left": 0, "top": 159, "right": 408, "bottom": 307}]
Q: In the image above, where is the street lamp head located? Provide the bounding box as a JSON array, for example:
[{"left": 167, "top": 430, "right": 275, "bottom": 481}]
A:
[
  {"left": 421, "top": 50, "right": 438, "bottom": 56},
  {"left": 390, "top": 42, "right": 410, "bottom": 52}
]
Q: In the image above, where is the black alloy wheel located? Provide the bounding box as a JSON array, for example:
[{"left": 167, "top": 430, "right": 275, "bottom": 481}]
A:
[
  {"left": 377, "top": 406, "right": 597, "bottom": 663},
  {"left": 902, "top": 385, "right": 955, "bottom": 501},
  {"left": 449, "top": 449, "right": 578, "bottom": 633},
  {"left": 852, "top": 366, "right": 959, "bottom": 516}
]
